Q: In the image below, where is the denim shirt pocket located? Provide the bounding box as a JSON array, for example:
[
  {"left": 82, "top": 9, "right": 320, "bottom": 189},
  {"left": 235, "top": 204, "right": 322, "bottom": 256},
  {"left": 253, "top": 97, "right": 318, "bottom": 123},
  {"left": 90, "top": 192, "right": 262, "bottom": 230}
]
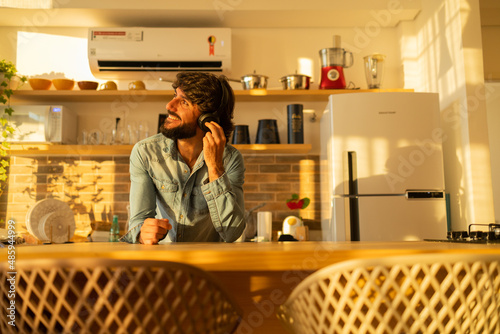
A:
[{"left": 152, "top": 178, "right": 179, "bottom": 202}]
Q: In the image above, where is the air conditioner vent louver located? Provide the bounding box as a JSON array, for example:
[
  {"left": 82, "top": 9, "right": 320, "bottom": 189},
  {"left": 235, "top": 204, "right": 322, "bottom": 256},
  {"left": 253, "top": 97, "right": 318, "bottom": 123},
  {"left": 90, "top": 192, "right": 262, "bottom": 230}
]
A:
[{"left": 96, "top": 60, "right": 223, "bottom": 72}]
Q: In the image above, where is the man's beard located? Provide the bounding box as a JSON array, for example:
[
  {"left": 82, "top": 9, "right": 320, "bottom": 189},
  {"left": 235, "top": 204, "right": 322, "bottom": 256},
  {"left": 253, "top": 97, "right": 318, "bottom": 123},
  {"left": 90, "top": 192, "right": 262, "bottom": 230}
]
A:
[{"left": 160, "top": 120, "right": 198, "bottom": 140}]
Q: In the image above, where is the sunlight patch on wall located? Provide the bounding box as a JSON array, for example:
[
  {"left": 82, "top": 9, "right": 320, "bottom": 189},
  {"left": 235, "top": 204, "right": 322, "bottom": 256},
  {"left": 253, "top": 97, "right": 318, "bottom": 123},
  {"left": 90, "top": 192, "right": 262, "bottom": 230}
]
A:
[
  {"left": 467, "top": 143, "right": 496, "bottom": 223},
  {"left": 17, "top": 31, "right": 95, "bottom": 80},
  {"left": 299, "top": 159, "right": 316, "bottom": 220},
  {"left": 298, "top": 57, "right": 314, "bottom": 80}
]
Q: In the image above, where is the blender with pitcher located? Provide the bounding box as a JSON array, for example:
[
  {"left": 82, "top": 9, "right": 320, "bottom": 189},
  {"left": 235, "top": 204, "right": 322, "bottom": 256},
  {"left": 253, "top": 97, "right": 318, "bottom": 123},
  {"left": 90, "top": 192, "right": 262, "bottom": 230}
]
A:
[{"left": 319, "top": 35, "right": 353, "bottom": 89}]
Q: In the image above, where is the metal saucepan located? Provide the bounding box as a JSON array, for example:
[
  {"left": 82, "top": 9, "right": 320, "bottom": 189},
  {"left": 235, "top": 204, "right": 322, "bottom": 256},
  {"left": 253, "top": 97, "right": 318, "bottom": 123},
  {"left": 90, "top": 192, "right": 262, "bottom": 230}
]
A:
[
  {"left": 279, "top": 73, "right": 311, "bottom": 90},
  {"left": 229, "top": 71, "right": 268, "bottom": 90}
]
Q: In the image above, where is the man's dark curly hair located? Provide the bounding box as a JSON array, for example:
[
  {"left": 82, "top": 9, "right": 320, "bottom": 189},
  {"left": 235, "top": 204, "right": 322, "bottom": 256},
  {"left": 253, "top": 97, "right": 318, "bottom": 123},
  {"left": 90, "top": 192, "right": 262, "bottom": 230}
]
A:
[{"left": 172, "top": 72, "right": 235, "bottom": 141}]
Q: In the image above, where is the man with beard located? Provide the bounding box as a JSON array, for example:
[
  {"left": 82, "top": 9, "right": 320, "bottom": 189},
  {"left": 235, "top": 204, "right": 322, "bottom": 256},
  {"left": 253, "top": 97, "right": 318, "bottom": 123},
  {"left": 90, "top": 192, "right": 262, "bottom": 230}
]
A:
[{"left": 121, "top": 72, "right": 246, "bottom": 244}]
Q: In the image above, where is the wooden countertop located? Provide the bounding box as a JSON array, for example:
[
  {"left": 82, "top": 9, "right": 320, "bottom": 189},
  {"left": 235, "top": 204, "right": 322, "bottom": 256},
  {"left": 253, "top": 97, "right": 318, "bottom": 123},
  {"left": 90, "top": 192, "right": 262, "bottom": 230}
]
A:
[{"left": 3, "top": 241, "right": 499, "bottom": 271}]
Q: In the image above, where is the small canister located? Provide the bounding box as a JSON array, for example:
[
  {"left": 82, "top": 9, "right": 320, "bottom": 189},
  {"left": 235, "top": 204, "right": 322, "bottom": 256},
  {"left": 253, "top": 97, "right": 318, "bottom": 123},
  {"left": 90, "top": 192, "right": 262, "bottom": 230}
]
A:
[
  {"left": 231, "top": 125, "right": 251, "bottom": 144},
  {"left": 256, "top": 119, "right": 280, "bottom": 144},
  {"left": 287, "top": 104, "right": 304, "bottom": 144}
]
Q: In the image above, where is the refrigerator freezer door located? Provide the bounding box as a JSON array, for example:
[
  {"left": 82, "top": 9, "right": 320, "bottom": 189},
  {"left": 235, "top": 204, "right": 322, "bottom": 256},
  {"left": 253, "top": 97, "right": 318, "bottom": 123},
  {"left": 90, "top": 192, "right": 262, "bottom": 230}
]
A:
[
  {"left": 329, "top": 92, "right": 445, "bottom": 195},
  {"left": 356, "top": 196, "right": 448, "bottom": 241}
]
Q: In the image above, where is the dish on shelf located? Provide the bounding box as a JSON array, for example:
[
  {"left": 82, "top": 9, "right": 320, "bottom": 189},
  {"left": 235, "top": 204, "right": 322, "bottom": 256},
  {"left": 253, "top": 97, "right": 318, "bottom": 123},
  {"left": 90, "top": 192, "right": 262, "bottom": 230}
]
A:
[
  {"left": 99, "top": 81, "right": 117, "bottom": 90},
  {"left": 77, "top": 81, "right": 99, "bottom": 90},
  {"left": 52, "top": 78, "right": 75, "bottom": 90},
  {"left": 29, "top": 78, "right": 52, "bottom": 90}
]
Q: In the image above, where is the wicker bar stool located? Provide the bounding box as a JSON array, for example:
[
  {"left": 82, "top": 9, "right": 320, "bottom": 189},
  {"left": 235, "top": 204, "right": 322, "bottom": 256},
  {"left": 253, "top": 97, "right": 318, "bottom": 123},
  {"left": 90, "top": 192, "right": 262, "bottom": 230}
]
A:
[
  {"left": 277, "top": 253, "right": 500, "bottom": 334},
  {"left": 0, "top": 258, "right": 243, "bottom": 334}
]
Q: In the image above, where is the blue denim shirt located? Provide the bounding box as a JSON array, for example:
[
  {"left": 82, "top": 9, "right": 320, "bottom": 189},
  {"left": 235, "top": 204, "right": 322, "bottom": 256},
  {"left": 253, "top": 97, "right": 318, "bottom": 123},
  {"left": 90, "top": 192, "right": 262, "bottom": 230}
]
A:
[{"left": 121, "top": 133, "right": 246, "bottom": 243}]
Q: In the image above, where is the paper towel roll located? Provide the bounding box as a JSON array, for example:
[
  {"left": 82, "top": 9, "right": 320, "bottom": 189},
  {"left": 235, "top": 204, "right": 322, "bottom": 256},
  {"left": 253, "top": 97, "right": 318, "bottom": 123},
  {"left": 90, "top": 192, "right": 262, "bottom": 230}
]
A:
[{"left": 257, "top": 211, "right": 272, "bottom": 242}]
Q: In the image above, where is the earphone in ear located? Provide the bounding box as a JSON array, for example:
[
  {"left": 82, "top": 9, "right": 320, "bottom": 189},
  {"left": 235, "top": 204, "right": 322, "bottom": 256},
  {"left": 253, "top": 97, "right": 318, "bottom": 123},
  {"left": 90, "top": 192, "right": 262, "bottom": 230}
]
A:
[{"left": 197, "top": 77, "right": 228, "bottom": 132}]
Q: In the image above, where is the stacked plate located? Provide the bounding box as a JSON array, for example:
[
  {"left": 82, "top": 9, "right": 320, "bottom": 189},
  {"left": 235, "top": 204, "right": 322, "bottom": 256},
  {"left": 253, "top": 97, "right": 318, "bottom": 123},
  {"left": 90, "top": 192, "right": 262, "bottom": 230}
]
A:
[{"left": 26, "top": 199, "right": 76, "bottom": 243}]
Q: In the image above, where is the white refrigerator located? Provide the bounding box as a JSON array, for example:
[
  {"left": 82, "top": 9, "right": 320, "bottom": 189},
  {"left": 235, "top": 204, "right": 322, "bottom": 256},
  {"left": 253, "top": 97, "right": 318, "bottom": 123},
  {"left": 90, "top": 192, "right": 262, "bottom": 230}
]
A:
[{"left": 320, "top": 92, "right": 448, "bottom": 241}]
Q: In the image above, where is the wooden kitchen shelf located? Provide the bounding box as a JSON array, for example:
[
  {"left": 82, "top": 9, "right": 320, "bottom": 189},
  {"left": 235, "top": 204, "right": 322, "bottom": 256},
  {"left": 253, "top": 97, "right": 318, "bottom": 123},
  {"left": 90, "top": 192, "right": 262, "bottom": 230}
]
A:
[
  {"left": 7, "top": 143, "right": 312, "bottom": 156},
  {"left": 10, "top": 88, "right": 414, "bottom": 103}
]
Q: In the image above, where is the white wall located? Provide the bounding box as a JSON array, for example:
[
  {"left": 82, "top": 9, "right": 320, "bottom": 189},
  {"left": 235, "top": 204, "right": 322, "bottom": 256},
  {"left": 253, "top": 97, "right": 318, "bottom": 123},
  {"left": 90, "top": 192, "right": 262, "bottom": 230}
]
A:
[
  {"left": 400, "top": 0, "right": 495, "bottom": 230},
  {"left": 485, "top": 82, "right": 500, "bottom": 223}
]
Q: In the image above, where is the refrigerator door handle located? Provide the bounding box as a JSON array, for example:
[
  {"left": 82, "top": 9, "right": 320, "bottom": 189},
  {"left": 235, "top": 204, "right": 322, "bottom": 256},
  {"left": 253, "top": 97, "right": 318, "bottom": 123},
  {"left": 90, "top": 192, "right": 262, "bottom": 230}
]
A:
[
  {"left": 346, "top": 151, "right": 360, "bottom": 241},
  {"left": 406, "top": 190, "right": 445, "bottom": 199}
]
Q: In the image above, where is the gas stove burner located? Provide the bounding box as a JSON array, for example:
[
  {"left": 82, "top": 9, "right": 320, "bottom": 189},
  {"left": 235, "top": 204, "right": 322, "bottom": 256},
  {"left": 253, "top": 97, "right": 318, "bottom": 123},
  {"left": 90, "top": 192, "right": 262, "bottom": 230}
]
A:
[{"left": 445, "top": 223, "right": 500, "bottom": 243}]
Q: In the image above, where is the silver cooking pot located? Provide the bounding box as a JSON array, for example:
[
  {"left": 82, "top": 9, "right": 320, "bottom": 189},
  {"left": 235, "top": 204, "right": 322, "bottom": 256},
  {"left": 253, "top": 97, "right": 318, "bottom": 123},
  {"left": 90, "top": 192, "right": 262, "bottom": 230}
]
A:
[
  {"left": 229, "top": 71, "right": 268, "bottom": 90},
  {"left": 280, "top": 73, "right": 311, "bottom": 90}
]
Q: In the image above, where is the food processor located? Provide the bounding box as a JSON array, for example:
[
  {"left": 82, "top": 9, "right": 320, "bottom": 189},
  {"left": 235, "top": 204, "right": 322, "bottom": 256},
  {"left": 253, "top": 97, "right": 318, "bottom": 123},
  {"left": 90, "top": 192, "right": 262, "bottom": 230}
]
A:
[{"left": 319, "top": 35, "right": 353, "bottom": 89}]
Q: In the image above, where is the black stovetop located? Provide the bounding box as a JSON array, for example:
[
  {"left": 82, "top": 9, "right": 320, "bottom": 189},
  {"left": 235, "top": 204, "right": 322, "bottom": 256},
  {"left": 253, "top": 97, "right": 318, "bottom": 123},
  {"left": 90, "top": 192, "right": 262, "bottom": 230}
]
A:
[{"left": 426, "top": 223, "right": 500, "bottom": 244}]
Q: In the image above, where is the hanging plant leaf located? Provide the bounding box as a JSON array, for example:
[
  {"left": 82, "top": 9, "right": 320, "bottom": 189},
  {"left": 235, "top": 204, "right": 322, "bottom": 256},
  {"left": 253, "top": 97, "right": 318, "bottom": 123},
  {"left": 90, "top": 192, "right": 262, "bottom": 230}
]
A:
[{"left": 0, "top": 59, "right": 26, "bottom": 196}]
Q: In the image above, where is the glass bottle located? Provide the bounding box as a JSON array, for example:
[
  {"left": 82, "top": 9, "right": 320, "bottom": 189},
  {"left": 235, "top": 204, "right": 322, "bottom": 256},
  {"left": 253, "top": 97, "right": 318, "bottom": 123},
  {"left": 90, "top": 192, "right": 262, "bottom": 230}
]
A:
[{"left": 109, "top": 215, "right": 120, "bottom": 242}]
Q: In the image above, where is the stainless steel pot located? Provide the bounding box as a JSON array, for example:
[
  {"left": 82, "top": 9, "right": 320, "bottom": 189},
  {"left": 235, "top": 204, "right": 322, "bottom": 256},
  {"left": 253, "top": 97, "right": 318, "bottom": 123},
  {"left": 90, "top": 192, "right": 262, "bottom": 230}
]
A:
[
  {"left": 280, "top": 73, "right": 311, "bottom": 90},
  {"left": 229, "top": 71, "right": 268, "bottom": 90}
]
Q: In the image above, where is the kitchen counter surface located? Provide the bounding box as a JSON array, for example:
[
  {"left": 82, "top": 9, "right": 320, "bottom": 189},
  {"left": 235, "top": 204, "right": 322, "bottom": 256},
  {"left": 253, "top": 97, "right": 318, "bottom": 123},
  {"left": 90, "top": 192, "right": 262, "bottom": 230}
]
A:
[
  {"left": 2, "top": 241, "right": 498, "bottom": 333},
  {"left": 2, "top": 240, "right": 499, "bottom": 271},
  {"left": 0, "top": 241, "right": 500, "bottom": 271}
]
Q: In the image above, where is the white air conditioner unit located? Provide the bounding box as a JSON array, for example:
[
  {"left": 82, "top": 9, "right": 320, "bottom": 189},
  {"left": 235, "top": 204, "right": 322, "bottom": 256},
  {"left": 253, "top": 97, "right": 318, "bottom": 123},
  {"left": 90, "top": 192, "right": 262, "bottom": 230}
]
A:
[{"left": 88, "top": 27, "right": 231, "bottom": 80}]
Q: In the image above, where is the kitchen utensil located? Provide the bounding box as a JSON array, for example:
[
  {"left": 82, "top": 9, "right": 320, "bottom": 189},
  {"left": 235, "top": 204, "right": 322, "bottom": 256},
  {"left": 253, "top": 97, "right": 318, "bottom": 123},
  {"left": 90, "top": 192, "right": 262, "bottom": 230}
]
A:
[
  {"left": 257, "top": 211, "right": 273, "bottom": 242},
  {"left": 229, "top": 71, "right": 268, "bottom": 90},
  {"left": 232, "top": 125, "right": 250, "bottom": 144},
  {"left": 279, "top": 73, "right": 311, "bottom": 90},
  {"left": 319, "top": 35, "right": 353, "bottom": 89},
  {"left": 26, "top": 198, "right": 76, "bottom": 243},
  {"left": 52, "top": 78, "right": 75, "bottom": 90},
  {"left": 88, "top": 129, "right": 103, "bottom": 145},
  {"left": 256, "top": 119, "right": 280, "bottom": 144},
  {"left": 287, "top": 104, "right": 304, "bottom": 144},
  {"left": 78, "top": 81, "right": 99, "bottom": 90},
  {"left": 29, "top": 78, "right": 52, "bottom": 90},
  {"left": 128, "top": 80, "right": 146, "bottom": 90},
  {"left": 282, "top": 216, "right": 303, "bottom": 239},
  {"left": 239, "top": 203, "right": 266, "bottom": 242},
  {"left": 78, "top": 129, "right": 88, "bottom": 144},
  {"left": 99, "top": 81, "right": 117, "bottom": 90},
  {"left": 364, "top": 53, "right": 386, "bottom": 89}
]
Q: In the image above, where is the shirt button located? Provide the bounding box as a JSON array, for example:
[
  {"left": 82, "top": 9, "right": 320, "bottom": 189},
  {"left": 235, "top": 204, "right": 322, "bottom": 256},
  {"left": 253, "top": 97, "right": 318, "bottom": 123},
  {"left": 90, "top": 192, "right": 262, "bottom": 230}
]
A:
[
  {"left": 180, "top": 214, "right": 183, "bottom": 219},
  {"left": 183, "top": 193, "right": 187, "bottom": 197},
  {"left": 184, "top": 170, "right": 188, "bottom": 173},
  {"left": 161, "top": 185, "right": 165, "bottom": 189}
]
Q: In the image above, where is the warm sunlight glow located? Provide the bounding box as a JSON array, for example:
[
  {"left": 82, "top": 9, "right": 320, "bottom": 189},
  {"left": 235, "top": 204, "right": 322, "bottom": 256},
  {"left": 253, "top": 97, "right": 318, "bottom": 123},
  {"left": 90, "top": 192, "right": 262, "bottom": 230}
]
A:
[
  {"left": 299, "top": 159, "right": 316, "bottom": 220},
  {"left": 468, "top": 143, "right": 496, "bottom": 222},
  {"left": 17, "top": 31, "right": 95, "bottom": 80},
  {"left": 0, "top": 0, "right": 51, "bottom": 8},
  {"left": 298, "top": 57, "right": 314, "bottom": 79},
  {"left": 371, "top": 138, "right": 389, "bottom": 176},
  {"left": 248, "top": 89, "right": 267, "bottom": 96}
]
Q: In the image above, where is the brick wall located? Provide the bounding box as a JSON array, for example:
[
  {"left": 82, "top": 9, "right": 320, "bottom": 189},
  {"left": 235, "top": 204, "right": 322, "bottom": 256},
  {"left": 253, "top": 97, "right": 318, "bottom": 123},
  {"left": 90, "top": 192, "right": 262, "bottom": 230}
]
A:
[{"left": 0, "top": 153, "right": 320, "bottom": 241}]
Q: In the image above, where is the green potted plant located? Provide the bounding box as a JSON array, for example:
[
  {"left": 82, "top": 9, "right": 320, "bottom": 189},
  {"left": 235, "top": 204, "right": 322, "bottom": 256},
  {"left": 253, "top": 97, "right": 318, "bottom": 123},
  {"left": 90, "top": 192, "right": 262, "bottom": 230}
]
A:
[{"left": 0, "top": 59, "right": 27, "bottom": 194}]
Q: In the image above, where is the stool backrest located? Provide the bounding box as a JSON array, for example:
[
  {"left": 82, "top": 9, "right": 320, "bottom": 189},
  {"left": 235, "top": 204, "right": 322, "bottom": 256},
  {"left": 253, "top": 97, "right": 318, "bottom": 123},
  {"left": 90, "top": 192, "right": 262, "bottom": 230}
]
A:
[
  {"left": 1, "top": 258, "right": 242, "bottom": 334},
  {"left": 277, "top": 252, "right": 500, "bottom": 334}
]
